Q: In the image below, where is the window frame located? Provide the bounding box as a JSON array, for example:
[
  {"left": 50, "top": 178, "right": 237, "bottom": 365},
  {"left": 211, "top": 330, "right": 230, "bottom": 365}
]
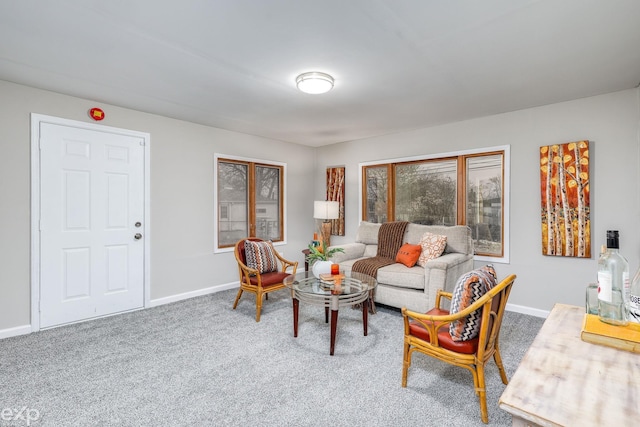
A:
[
  {"left": 359, "top": 145, "right": 510, "bottom": 263},
  {"left": 214, "top": 154, "right": 287, "bottom": 252}
]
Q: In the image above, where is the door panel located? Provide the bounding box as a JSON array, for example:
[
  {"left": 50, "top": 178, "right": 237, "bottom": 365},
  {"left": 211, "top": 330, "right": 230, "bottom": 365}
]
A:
[{"left": 39, "top": 123, "right": 144, "bottom": 328}]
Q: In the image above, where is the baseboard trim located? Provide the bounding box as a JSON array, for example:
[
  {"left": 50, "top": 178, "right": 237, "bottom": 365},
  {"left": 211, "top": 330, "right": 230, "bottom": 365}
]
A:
[
  {"left": 0, "top": 324, "right": 32, "bottom": 340},
  {"left": 1, "top": 285, "right": 546, "bottom": 340},
  {"left": 148, "top": 282, "right": 239, "bottom": 308},
  {"left": 506, "top": 302, "right": 549, "bottom": 318}
]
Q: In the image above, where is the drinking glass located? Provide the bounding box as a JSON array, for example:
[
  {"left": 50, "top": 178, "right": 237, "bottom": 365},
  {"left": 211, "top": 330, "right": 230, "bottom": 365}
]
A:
[{"left": 585, "top": 283, "right": 598, "bottom": 315}]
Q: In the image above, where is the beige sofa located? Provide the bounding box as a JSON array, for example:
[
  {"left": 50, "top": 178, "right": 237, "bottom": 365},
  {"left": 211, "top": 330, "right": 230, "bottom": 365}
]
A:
[{"left": 329, "top": 221, "right": 474, "bottom": 312}]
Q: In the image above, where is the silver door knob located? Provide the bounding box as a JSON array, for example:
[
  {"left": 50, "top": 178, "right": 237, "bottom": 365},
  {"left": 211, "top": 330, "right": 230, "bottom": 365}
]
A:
[{"left": 134, "top": 233, "right": 142, "bottom": 240}]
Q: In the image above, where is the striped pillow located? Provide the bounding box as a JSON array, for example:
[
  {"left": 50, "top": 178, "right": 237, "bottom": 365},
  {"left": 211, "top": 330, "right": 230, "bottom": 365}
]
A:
[
  {"left": 244, "top": 240, "right": 278, "bottom": 274},
  {"left": 449, "top": 265, "right": 497, "bottom": 341}
]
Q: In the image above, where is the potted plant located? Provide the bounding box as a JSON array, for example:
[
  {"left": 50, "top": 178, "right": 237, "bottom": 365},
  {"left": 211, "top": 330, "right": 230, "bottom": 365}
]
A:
[{"left": 307, "top": 240, "right": 344, "bottom": 278}]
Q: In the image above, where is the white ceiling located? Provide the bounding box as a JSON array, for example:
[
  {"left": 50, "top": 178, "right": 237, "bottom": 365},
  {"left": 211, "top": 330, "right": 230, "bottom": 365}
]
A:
[{"left": 1, "top": 1, "right": 639, "bottom": 147}]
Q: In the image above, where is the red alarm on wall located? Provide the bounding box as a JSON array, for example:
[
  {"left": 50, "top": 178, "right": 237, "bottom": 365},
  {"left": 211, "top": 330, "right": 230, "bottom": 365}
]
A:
[{"left": 89, "top": 107, "right": 105, "bottom": 121}]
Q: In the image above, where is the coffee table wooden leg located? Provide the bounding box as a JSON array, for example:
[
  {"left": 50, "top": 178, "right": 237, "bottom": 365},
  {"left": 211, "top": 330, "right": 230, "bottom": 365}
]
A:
[
  {"left": 293, "top": 297, "right": 299, "bottom": 337},
  {"left": 325, "top": 306, "right": 329, "bottom": 323},
  {"left": 330, "top": 309, "right": 338, "bottom": 356},
  {"left": 363, "top": 297, "right": 369, "bottom": 336}
]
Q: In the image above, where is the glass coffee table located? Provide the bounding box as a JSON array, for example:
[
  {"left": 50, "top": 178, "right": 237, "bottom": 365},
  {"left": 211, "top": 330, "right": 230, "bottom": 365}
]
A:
[{"left": 283, "top": 270, "right": 377, "bottom": 355}]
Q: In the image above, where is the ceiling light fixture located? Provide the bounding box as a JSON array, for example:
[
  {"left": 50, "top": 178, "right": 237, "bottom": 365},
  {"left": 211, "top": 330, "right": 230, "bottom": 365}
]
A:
[{"left": 296, "top": 72, "right": 334, "bottom": 94}]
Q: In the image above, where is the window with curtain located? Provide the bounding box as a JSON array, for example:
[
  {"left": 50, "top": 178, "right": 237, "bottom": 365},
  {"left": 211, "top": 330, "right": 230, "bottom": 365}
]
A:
[
  {"left": 361, "top": 148, "right": 507, "bottom": 259},
  {"left": 216, "top": 156, "right": 285, "bottom": 249}
]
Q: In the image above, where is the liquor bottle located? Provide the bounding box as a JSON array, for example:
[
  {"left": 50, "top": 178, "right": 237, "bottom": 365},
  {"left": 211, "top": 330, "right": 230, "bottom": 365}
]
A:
[
  {"left": 597, "top": 230, "right": 629, "bottom": 326},
  {"left": 629, "top": 266, "right": 640, "bottom": 323}
]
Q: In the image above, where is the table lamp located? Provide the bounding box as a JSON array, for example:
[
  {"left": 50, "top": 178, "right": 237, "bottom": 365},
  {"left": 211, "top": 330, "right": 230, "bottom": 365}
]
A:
[{"left": 314, "top": 200, "right": 339, "bottom": 247}]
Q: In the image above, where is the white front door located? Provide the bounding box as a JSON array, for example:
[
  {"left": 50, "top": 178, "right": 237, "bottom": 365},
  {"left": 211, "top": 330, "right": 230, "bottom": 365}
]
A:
[{"left": 38, "top": 121, "right": 145, "bottom": 328}]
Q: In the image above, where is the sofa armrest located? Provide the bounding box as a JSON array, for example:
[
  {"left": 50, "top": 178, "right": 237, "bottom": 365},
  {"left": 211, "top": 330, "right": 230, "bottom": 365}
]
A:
[
  {"left": 423, "top": 253, "right": 474, "bottom": 310},
  {"left": 328, "top": 243, "right": 366, "bottom": 263}
]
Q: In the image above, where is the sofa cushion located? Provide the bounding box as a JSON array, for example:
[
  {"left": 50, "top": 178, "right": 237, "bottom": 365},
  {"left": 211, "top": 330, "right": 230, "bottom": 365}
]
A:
[
  {"left": 363, "top": 245, "right": 377, "bottom": 257},
  {"left": 339, "top": 258, "right": 425, "bottom": 291},
  {"left": 405, "top": 223, "right": 472, "bottom": 254},
  {"left": 244, "top": 240, "right": 278, "bottom": 274},
  {"left": 329, "top": 242, "right": 366, "bottom": 264},
  {"left": 449, "top": 265, "right": 497, "bottom": 341},
  {"left": 417, "top": 232, "right": 447, "bottom": 267},
  {"left": 396, "top": 243, "right": 422, "bottom": 267},
  {"left": 355, "top": 221, "right": 381, "bottom": 245},
  {"left": 376, "top": 263, "right": 425, "bottom": 290}
]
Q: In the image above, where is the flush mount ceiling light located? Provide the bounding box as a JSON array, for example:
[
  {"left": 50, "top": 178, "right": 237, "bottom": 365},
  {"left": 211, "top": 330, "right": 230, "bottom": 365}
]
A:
[{"left": 296, "top": 71, "right": 334, "bottom": 94}]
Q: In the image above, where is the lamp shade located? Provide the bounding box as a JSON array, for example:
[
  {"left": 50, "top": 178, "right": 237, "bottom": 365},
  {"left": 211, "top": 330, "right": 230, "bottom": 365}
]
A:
[{"left": 314, "top": 200, "right": 339, "bottom": 220}]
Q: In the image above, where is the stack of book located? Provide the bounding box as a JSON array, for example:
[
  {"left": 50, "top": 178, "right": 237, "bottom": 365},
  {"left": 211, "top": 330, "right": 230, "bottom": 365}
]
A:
[{"left": 319, "top": 273, "right": 345, "bottom": 283}]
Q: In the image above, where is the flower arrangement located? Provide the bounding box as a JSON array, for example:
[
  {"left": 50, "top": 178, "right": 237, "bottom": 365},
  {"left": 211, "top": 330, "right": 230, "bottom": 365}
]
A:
[{"left": 307, "top": 240, "right": 344, "bottom": 265}]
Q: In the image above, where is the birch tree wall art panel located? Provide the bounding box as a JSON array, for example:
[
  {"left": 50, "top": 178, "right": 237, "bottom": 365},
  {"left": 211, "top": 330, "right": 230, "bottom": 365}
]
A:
[
  {"left": 540, "top": 141, "right": 590, "bottom": 257},
  {"left": 326, "top": 166, "right": 345, "bottom": 236}
]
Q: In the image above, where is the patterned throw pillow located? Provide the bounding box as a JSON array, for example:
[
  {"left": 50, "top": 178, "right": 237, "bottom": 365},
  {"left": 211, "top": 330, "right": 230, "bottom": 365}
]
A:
[
  {"left": 395, "top": 243, "right": 422, "bottom": 268},
  {"left": 417, "top": 232, "right": 447, "bottom": 267},
  {"left": 449, "top": 265, "right": 497, "bottom": 341},
  {"left": 244, "top": 240, "right": 278, "bottom": 274}
]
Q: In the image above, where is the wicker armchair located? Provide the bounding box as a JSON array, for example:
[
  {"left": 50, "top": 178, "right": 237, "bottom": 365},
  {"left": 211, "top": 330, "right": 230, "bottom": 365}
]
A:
[
  {"left": 233, "top": 238, "right": 298, "bottom": 322},
  {"left": 401, "top": 274, "right": 516, "bottom": 424}
]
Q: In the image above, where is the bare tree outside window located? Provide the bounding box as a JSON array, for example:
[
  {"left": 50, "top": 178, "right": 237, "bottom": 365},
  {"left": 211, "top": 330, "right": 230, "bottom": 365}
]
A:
[
  {"left": 395, "top": 160, "right": 457, "bottom": 225},
  {"left": 217, "top": 158, "right": 284, "bottom": 248},
  {"left": 254, "top": 165, "right": 281, "bottom": 241},
  {"left": 218, "top": 161, "right": 248, "bottom": 246},
  {"left": 364, "top": 166, "right": 388, "bottom": 223},
  {"left": 362, "top": 149, "right": 506, "bottom": 260},
  {"left": 466, "top": 154, "right": 503, "bottom": 256}
]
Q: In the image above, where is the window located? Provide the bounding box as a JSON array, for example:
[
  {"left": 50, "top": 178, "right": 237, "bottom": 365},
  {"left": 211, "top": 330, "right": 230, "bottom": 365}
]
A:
[
  {"left": 215, "top": 155, "right": 285, "bottom": 249},
  {"left": 465, "top": 154, "right": 503, "bottom": 257},
  {"left": 361, "top": 147, "right": 508, "bottom": 260}
]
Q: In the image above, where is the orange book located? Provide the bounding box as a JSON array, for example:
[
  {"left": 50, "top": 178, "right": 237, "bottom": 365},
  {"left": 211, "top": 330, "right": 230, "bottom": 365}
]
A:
[{"left": 581, "top": 313, "right": 640, "bottom": 353}]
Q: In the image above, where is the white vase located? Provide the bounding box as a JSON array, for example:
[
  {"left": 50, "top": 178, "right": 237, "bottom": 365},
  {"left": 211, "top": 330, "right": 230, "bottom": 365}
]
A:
[{"left": 312, "top": 260, "right": 333, "bottom": 278}]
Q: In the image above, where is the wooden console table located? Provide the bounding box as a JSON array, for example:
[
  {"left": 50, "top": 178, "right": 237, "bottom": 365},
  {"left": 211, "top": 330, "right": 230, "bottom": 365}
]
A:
[{"left": 499, "top": 303, "right": 640, "bottom": 426}]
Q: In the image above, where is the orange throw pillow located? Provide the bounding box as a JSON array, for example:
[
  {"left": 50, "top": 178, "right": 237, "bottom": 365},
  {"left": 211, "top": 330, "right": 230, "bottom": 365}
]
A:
[{"left": 395, "top": 243, "right": 422, "bottom": 268}]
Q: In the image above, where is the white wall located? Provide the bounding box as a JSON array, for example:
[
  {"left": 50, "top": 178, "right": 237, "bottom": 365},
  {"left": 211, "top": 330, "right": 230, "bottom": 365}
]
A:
[
  {"left": 2, "top": 79, "right": 638, "bottom": 335},
  {"left": 317, "top": 88, "right": 640, "bottom": 315},
  {"left": 0, "top": 80, "right": 316, "bottom": 333}
]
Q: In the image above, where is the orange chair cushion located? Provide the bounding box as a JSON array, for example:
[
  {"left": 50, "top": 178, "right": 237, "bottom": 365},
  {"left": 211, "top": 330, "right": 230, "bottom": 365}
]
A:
[
  {"left": 408, "top": 308, "right": 479, "bottom": 354},
  {"left": 396, "top": 243, "right": 422, "bottom": 267},
  {"left": 248, "top": 271, "right": 290, "bottom": 287}
]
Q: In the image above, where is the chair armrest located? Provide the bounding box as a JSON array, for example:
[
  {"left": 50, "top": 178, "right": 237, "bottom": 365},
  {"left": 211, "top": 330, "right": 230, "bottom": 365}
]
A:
[
  {"left": 434, "top": 290, "right": 452, "bottom": 309},
  {"left": 274, "top": 251, "right": 298, "bottom": 274},
  {"left": 237, "top": 260, "right": 259, "bottom": 276}
]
